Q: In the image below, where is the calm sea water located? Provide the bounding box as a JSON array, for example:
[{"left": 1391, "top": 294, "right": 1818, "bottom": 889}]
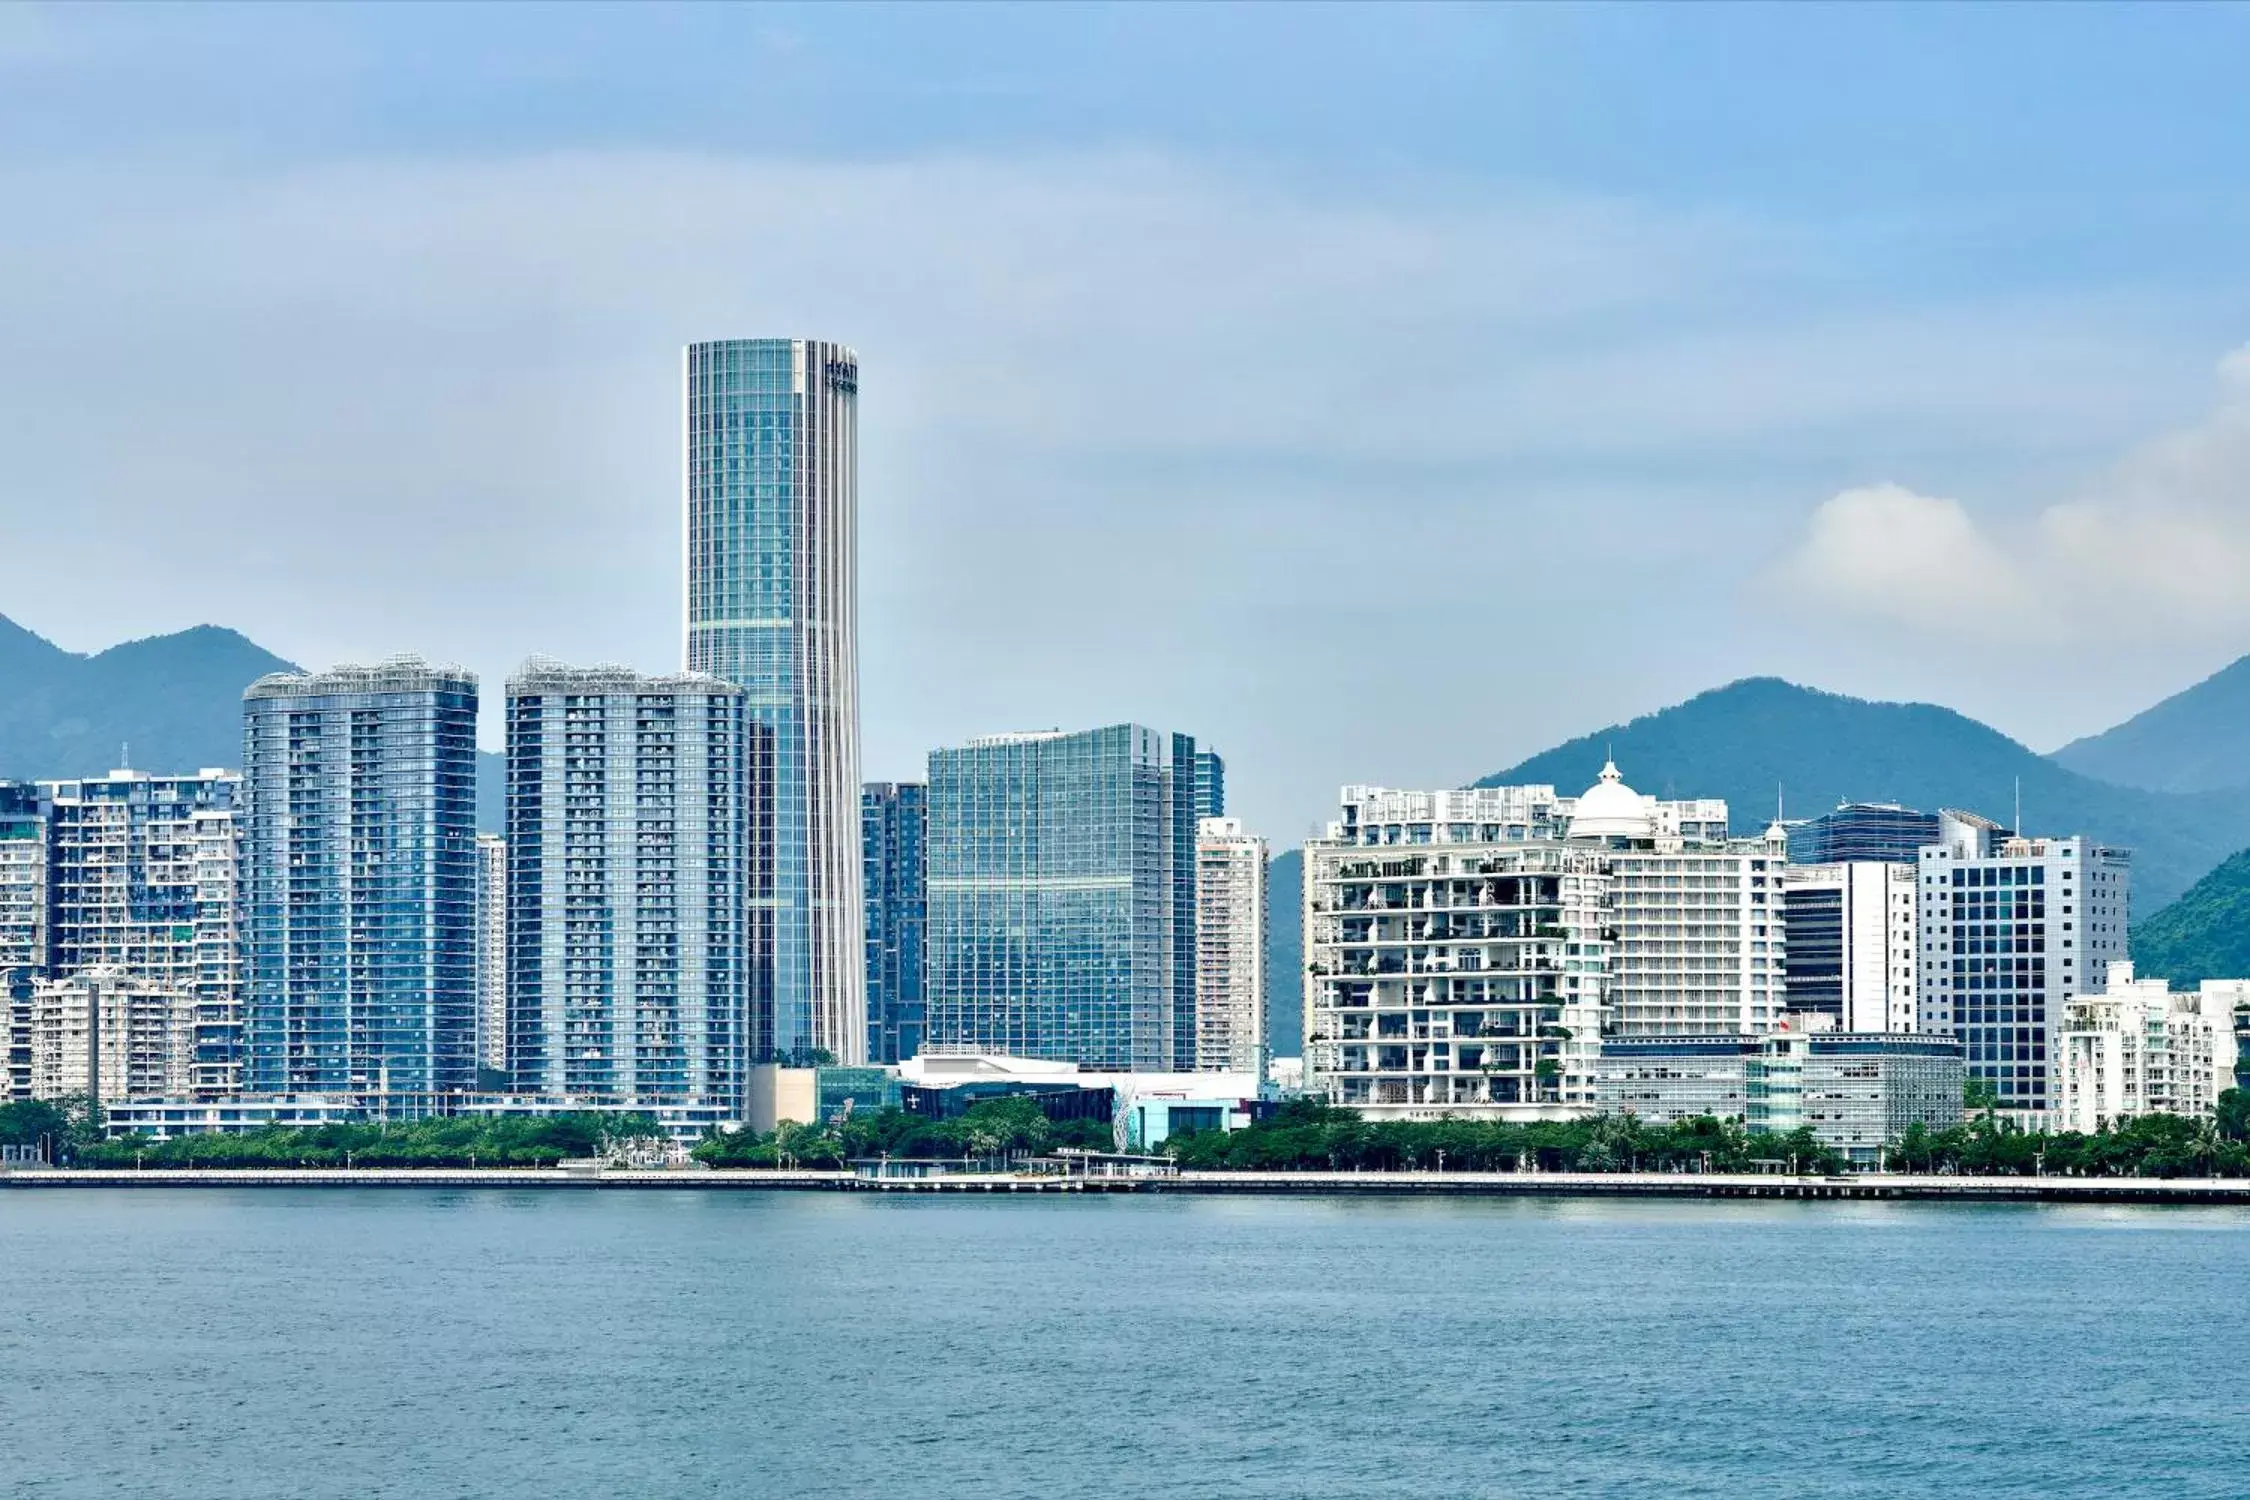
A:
[{"left": 3, "top": 1190, "right": 2246, "bottom": 1498}]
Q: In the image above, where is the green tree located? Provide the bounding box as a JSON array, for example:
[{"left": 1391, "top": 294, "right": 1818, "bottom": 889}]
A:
[{"left": 2216, "top": 1088, "right": 2250, "bottom": 1143}]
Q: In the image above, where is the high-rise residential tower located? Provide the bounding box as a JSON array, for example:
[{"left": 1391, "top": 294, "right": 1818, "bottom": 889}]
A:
[
  {"left": 0, "top": 783, "right": 42, "bottom": 977},
  {"left": 241, "top": 658, "right": 480, "bottom": 1095},
  {"left": 684, "top": 338, "right": 865, "bottom": 1065},
  {"left": 1193, "top": 817, "right": 1267, "bottom": 1075},
  {"left": 40, "top": 770, "right": 241, "bottom": 1098},
  {"left": 474, "top": 833, "right": 507, "bottom": 1082},
  {"left": 861, "top": 781, "right": 926, "bottom": 1066},
  {"left": 925, "top": 725, "right": 1219, "bottom": 1070},
  {"left": 505, "top": 662, "right": 751, "bottom": 1107}
]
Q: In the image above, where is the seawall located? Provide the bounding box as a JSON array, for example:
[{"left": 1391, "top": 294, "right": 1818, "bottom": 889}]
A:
[{"left": 7, "top": 1167, "right": 2250, "bottom": 1204}]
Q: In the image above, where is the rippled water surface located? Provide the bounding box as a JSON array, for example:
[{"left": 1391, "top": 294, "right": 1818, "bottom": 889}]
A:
[{"left": 5, "top": 1190, "right": 2247, "bottom": 1498}]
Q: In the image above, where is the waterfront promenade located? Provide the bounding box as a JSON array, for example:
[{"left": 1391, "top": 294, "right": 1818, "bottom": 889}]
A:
[{"left": 9, "top": 1166, "right": 2250, "bottom": 1203}]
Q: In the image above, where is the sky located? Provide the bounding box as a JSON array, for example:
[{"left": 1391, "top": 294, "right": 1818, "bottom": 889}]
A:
[{"left": 2, "top": 2, "right": 2248, "bottom": 843}]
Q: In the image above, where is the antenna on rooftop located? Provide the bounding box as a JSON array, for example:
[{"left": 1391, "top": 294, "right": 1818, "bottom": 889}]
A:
[
  {"left": 120, "top": 742, "right": 129, "bottom": 771},
  {"left": 2014, "top": 775, "right": 2022, "bottom": 837}
]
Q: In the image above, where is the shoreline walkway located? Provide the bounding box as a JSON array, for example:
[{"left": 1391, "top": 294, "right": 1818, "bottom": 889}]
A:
[{"left": 8, "top": 1167, "right": 2250, "bottom": 1204}]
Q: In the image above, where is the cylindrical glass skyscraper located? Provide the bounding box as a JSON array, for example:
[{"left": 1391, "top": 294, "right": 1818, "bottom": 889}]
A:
[{"left": 684, "top": 338, "right": 866, "bottom": 1064}]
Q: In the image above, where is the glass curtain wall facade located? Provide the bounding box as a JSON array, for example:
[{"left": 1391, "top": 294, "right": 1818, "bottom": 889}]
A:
[
  {"left": 241, "top": 659, "right": 479, "bottom": 1095},
  {"left": 926, "top": 725, "right": 1217, "bottom": 1070},
  {"left": 505, "top": 663, "right": 750, "bottom": 1106},
  {"left": 1170, "top": 742, "right": 1225, "bottom": 1066},
  {"left": 861, "top": 781, "right": 926, "bottom": 1065},
  {"left": 1788, "top": 803, "right": 1941, "bottom": 865},
  {"left": 1916, "top": 813, "right": 2132, "bottom": 1124},
  {"left": 684, "top": 338, "right": 865, "bottom": 1065}
]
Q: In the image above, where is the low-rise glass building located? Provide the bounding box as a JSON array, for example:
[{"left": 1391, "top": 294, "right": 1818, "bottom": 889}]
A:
[{"left": 1596, "top": 1030, "right": 1965, "bottom": 1166}]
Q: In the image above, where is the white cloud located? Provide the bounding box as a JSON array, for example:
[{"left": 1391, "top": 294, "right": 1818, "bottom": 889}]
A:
[
  {"left": 1785, "top": 483, "right": 2042, "bottom": 630},
  {"left": 1781, "top": 346, "right": 2250, "bottom": 642}
]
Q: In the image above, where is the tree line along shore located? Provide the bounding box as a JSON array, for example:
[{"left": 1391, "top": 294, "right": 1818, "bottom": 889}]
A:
[{"left": 9, "top": 1093, "right": 2250, "bottom": 1179}]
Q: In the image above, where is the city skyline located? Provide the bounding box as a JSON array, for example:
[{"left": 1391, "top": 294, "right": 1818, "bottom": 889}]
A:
[{"left": 5, "top": 8, "right": 2250, "bottom": 847}]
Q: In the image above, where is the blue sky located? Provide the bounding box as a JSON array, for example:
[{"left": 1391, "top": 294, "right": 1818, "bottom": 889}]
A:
[{"left": 2, "top": 3, "right": 2248, "bottom": 839}]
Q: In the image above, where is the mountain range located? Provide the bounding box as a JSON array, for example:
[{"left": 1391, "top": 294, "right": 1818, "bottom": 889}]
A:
[
  {"left": 2052, "top": 656, "right": 2250, "bottom": 795},
  {"left": 1476, "top": 677, "right": 2249, "bottom": 912},
  {"left": 8, "top": 609, "right": 2250, "bottom": 977},
  {"left": 2131, "top": 850, "right": 2250, "bottom": 988},
  {"left": 0, "top": 614, "right": 295, "bottom": 780}
]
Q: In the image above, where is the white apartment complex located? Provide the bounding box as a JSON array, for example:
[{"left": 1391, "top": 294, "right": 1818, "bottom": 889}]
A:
[
  {"left": 1193, "top": 817, "right": 1268, "bottom": 1075},
  {"left": 1917, "top": 810, "right": 2131, "bottom": 1126},
  {"left": 1304, "top": 838, "right": 1612, "bottom": 1118},
  {"left": 1782, "top": 862, "right": 1918, "bottom": 1032},
  {"left": 2058, "top": 961, "right": 2238, "bottom": 1133},
  {"left": 1303, "top": 763, "right": 1779, "bottom": 1119},
  {"left": 28, "top": 967, "right": 191, "bottom": 1102},
  {"left": 1606, "top": 842, "right": 1786, "bottom": 1036}
]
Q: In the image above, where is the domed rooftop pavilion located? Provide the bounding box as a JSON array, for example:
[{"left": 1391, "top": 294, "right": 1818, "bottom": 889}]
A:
[{"left": 1566, "top": 760, "right": 1656, "bottom": 840}]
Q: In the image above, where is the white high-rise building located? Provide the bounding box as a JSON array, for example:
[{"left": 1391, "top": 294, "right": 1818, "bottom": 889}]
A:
[
  {"left": 1550, "top": 761, "right": 1784, "bottom": 1037},
  {"left": 1605, "top": 844, "right": 1787, "bottom": 1035},
  {"left": 1782, "top": 862, "right": 1918, "bottom": 1032},
  {"left": 1301, "top": 762, "right": 1774, "bottom": 1118},
  {"left": 1193, "top": 817, "right": 1268, "bottom": 1075},
  {"left": 684, "top": 338, "right": 865, "bottom": 1065},
  {"left": 2059, "top": 961, "right": 2236, "bottom": 1132},
  {"left": 474, "top": 833, "right": 507, "bottom": 1080},
  {"left": 1303, "top": 833, "right": 1612, "bottom": 1118},
  {"left": 29, "top": 967, "right": 190, "bottom": 1102},
  {"left": 1917, "top": 810, "right": 2131, "bottom": 1125}
]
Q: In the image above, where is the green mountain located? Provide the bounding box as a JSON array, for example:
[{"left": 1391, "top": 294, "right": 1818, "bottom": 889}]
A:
[
  {"left": 1474, "top": 677, "right": 2250, "bottom": 912},
  {"left": 2052, "top": 654, "right": 2250, "bottom": 794},
  {"left": 2131, "top": 850, "right": 2250, "bottom": 986},
  {"left": 0, "top": 614, "right": 296, "bottom": 780}
]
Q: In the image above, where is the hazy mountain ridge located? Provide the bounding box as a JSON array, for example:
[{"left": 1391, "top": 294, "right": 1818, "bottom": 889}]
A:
[
  {"left": 2053, "top": 654, "right": 2250, "bottom": 794},
  {"left": 0, "top": 614, "right": 296, "bottom": 781},
  {"left": 8, "top": 611, "right": 2250, "bottom": 913},
  {"left": 1473, "top": 676, "right": 2250, "bottom": 911}
]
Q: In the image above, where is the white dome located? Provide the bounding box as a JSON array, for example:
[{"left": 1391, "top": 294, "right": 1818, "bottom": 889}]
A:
[{"left": 1568, "top": 760, "right": 1654, "bottom": 839}]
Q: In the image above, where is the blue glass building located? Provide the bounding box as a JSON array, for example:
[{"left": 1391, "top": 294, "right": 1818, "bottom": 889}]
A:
[
  {"left": 684, "top": 338, "right": 865, "bottom": 1065},
  {"left": 925, "top": 726, "right": 1222, "bottom": 1070},
  {"left": 1787, "top": 802, "right": 1942, "bottom": 865},
  {"left": 505, "top": 663, "right": 750, "bottom": 1105},
  {"left": 241, "top": 658, "right": 479, "bottom": 1094},
  {"left": 861, "top": 781, "right": 925, "bottom": 1065}
]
